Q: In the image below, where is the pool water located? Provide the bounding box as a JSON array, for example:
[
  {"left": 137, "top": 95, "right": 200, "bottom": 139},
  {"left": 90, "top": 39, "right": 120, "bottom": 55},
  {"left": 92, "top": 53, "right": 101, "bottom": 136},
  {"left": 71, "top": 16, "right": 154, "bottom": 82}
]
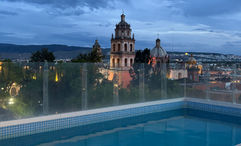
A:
[{"left": 1, "top": 109, "right": 241, "bottom": 146}]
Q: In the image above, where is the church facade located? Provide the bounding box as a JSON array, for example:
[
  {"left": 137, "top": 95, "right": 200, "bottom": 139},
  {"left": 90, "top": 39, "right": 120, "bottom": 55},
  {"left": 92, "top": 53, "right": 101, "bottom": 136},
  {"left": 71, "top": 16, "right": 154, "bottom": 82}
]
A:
[{"left": 110, "top": 14, "right": 135, "bottom": 70}]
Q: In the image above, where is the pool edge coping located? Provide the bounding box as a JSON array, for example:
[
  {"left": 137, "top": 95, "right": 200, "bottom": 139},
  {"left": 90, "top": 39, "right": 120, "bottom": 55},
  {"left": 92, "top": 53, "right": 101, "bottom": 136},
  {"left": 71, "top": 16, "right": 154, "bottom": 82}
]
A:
[
  {"left": 0, "top": 98, "right": 185, "bottom": 128},
  {"left": 185, "top": 97, "right": 241, "bottom": 109}
]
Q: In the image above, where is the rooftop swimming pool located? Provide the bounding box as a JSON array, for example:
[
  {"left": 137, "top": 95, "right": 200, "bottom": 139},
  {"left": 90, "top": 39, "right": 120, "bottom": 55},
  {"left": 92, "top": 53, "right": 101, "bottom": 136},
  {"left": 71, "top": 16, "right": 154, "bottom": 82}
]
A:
[{"left": 1, "top": 107, "right": 241, "bottom": 146}]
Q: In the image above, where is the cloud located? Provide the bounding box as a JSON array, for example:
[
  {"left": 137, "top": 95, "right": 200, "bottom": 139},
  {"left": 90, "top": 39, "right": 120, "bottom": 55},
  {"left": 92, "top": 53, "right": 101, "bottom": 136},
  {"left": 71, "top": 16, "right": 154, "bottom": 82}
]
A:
[
  {"left": 45, "top": 32, "right": 111, "bottom": 47},
  {"left": 4, "top": 0, "right": 119, "bottom": 9},
  {"left": 1, "top": 0, "right": 241, "bottom": 55},
  {"left": 169, "top": 0, "right": 241, "bottom": 17},
  {"left": 0, "top": 10, "right": 18, "bottom": 16},
  {"left": 2, "top": 0, "right": 131, "bottom": 16},
  {"left": 0, "top": 32, "right": 15, "bottom": 37}
]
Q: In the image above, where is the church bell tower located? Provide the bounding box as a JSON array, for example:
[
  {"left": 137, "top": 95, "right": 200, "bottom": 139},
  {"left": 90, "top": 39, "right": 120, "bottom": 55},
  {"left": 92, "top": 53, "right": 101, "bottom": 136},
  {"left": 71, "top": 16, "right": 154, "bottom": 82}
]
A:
[{"left": 110, "top": 13, "right": 135, "bottom": 70}]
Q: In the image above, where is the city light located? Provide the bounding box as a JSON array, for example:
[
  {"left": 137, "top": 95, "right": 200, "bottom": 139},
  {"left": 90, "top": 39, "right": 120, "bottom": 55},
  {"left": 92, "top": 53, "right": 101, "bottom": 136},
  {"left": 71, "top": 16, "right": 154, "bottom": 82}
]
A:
[
  {"left": 233, "top": 80, "right": 241, "bottom": 83},
  {"left": 24, "top": 65, "right": 30, "bottom": 70},
  {"left": 55, "top": 72, "right": 59, "bottom": 82},
  {"left": 8, "top": 98, "right": 15, "bottom": 105},
  {"left": 32, "top": 74, "right": 37, "bottom": 80}
]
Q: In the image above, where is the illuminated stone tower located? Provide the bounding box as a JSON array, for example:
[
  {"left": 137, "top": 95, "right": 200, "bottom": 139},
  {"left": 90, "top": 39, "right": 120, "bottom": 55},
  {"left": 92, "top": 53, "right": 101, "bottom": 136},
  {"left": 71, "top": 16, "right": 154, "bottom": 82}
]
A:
[{"left": 110, "top": 13, "right": 135, "bottom": 70}]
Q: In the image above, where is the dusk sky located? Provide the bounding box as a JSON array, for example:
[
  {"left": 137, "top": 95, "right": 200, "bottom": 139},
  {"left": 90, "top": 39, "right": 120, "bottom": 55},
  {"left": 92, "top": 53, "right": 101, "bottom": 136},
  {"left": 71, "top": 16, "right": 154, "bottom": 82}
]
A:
[{"left": 1, "top": 0, "right": 241, "bottom": 55}]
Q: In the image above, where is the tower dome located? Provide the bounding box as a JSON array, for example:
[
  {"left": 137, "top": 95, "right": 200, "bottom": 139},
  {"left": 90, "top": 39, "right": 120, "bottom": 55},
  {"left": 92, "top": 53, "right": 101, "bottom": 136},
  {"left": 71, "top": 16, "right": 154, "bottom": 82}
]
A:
[
  {"left": 114, "top": 13, "right": 132, "bottom": 39},
  {"left": 151, "top": 38, "right": 167, "bottom": 58}
]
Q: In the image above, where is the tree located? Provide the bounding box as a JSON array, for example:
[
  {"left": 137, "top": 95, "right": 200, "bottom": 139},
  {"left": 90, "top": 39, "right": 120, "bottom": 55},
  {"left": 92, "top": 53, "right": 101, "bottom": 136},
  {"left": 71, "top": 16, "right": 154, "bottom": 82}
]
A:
[
  {"left": 88, "top": 49, "right": 103, "bottom": 63},
  {"left": 0, "top": 59, "right": 12, "bottom": 62},
  {"left": 135, "top": 48, "right": 151, "bottom": 63},
  {"left": 71, "top": 54, "right": 89, "bottom": 63},
  {"left": 30, "top": 48, "right": 55, "bottom": 62},
  {"left": 72, "top": 48, "right": 103, "bottom": 63}
]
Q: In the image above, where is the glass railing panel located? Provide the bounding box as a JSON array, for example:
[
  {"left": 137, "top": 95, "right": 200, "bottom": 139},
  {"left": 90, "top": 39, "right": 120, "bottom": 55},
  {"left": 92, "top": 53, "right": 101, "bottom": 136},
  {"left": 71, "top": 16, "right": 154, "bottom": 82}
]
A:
[
  {"left": 206, "top": 63, "right": 233, "bottom": 103},
  {"left": 48, "top": 63, "right": 82, "bottom": 114},
  {"left": 166, "top": 63, "right": 185, "bottom": 99},
  {"left": 144, "top": 63, "right": 166, "bottom": 101},
  {"left": 1, "top": 61, "right": 240, "bottom": 122},
  {"left": 235, "top": 63, "right": 241, "bottom": 104},
  {"left": 86, "top": 63, "right": 114, "bottom": 109},
  {"left": 118, "top": 63, "right": 144, "bottom": 105},
  {"left": 185, "top": 63, "right": 206, "bottom": 99},
  {"left": 0, "top": 62, "right": 44, "bottom": 121}
]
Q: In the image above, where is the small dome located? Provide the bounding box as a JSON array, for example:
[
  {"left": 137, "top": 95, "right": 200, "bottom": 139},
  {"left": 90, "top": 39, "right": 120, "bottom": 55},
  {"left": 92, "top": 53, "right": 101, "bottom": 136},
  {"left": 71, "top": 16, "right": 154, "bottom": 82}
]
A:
[
  {"left": 150, "top": 39, "right": 167, "bottom": 57},
  {"left": 93, "top": 40, "right": 100, "bottom": 48},
  {"left": 92, "top": 40, "right": 102, "bottom": 54},
  {"left": 187, "top": 54, "right": 197, "bottom": 65}
]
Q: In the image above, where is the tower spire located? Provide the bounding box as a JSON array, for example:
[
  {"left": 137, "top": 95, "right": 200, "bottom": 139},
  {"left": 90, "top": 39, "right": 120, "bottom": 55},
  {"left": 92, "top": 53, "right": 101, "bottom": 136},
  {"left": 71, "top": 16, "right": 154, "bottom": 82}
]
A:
[{"left": 121, "top": 13, "right": 125, "bottom": 22}]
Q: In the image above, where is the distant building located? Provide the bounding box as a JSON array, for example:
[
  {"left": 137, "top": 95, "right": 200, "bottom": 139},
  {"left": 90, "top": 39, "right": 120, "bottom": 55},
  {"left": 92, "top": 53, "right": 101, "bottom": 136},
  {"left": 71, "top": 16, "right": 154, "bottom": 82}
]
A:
[
  {"left": 103, "top": 13, "right": 136, "bottom": 88},
  {"left": 186, "top": 54, "right": 200, "bottom": 82},
  {"left": 150, "top": 38, "right": 169, "bottom": 65},
  {"left": 168, "top": 69, "right": 188, "bottom": 80},
  {"left": 110, "top": 13, "right": 135, "bottom": 70},
  {"left": 92, "top": 40, "right": 103, "bottom": 62},
  {"left": 92, "top": 40, "right": 102, "bottom": 56}
]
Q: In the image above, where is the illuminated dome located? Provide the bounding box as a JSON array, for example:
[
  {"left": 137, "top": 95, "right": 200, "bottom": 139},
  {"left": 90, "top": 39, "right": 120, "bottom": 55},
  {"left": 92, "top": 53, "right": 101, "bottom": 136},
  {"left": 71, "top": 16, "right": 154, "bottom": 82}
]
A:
[
  {"left": 187, "top": 54, "right": 197, "bottom": 65},
  {"left": 150, "top": 38, "right": 167, "bottom": 57}
]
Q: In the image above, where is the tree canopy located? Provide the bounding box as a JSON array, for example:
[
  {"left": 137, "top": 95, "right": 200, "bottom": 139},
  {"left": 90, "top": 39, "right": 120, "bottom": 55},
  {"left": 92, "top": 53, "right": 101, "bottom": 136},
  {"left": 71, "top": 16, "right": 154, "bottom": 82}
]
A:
[
  {"left": 72, "top": 49, "right": 103, "bottom": 63},
  {"left": 135, "top": 48, "right": 151, "bottom": 63},
  {"left": 30, "top": 48, "right": 55, "bottom": 62}
]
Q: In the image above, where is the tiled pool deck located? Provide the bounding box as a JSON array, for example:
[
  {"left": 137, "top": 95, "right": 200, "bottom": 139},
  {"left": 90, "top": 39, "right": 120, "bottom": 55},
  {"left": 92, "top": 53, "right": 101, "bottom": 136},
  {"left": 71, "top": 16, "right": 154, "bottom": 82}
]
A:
[{"left": 0, "top": 97, "right": 241, "bottom": 140}]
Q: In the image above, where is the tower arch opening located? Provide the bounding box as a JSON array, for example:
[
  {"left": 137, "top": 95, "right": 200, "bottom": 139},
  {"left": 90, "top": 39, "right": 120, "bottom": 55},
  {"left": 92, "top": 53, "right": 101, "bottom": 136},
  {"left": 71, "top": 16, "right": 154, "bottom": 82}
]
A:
[
  {"left": 125, "top": 58, "right": 128, "bottom": 67},
  {"left": 124, "top": 44, "right": 128, "bottom": 52},
  {"left": 130, "top": 58, "right": 133, "bottom": 66},
  {"left": 118, "top": 44, "right": 121, "bottom": 51},
  {"left": 117, "top": 58, "right": 120, "bottom": 67},
  {"left": 113, "top": 44, "right": 116, "bottom": 52},
  {"left": 112, "top": 58, "right": 115, "bottom": 67}
]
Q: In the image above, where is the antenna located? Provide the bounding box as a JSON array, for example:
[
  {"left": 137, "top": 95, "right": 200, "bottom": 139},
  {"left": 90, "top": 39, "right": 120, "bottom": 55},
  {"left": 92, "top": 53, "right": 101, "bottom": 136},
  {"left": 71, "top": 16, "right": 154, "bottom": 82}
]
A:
[
  {"left": 122, "top": 9, "right": 124, "bottom": 14},
  {"left": 157, "top": 33, "right": 160, "bottom": 39}
]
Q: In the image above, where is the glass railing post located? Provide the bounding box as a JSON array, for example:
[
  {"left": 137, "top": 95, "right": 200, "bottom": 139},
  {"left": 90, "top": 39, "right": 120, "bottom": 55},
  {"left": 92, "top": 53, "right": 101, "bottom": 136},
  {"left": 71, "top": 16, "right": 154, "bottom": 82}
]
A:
[
  {"left": 206, "top": 71, "right": 210, "bottom": 101},
  {"left": 232, "top": 64, "right": 237, "bottom": 104},
  {"left": 184, "top": 77, "right": 187, "bottom": 98},
  {"left": 161, "top": 63, "right": 167, "bottom": 98},
  {"left": 81, "top": 63, "right": 88, "bottom": 110},
  {"left": 139, "top": 64, "right": 145, "bottom": 102},
  {"left": 113, "top": 72, "right": 119, "bottom": 106},
  {"left": 43, "top": 61, "right": 49, "bottom": 115}
]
